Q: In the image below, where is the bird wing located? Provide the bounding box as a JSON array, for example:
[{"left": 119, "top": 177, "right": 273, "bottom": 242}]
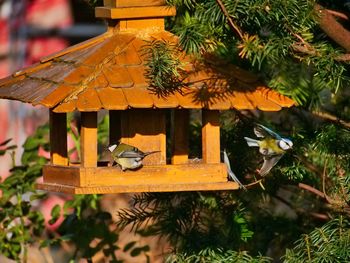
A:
[
  {"left": 259, "top": 154, "right": 283, "bottom": 176},
  {"left": 223, "top": 150, "right": 246, "bottom": 189},
  {"left": 254, "top": 124, "right": 282, "bottom": 140},
  {"left": 117, "top": 150, "right": 143, "bottom": 159}
]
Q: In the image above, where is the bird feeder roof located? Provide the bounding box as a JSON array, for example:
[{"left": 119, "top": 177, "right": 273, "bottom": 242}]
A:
[{"left": 0, "top": 29, "right": 294, "bottom": 112}]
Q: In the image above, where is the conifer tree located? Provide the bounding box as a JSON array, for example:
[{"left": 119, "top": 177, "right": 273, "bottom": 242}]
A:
[{"left": 91, "top": 0, "right": 350, "bottom": 261}]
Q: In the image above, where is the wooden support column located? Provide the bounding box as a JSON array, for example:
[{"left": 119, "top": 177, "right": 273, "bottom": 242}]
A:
[
  {"left": 49, "top": 109, "right": 68, "bottom": 166},
  {"left": 109, "top": 110, "right": 121, "bottom": 145},
  {"left": 202, "top": 110, "right": 220, "bottom": 164},
  {"left": 171, "top": 109, "right": 189, "bottom": 164},
  {"left": 81, "top": 112, "right": 98, "bottom": 167}
]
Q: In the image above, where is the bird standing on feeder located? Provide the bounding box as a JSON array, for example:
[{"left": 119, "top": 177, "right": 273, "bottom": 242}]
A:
[
  {"left": 244, "top": 124, "right": 293, "bottom": 176},
  {"left": 108, "top": 143, "right": 160, "bottom": 171}
]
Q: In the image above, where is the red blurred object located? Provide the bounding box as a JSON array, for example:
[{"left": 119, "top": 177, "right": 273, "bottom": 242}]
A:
[
  {"left": 40, "top": 194, "right": 66, "bottom": 231},
  {"left": 0, "top": 0, "right": 73, "bottom": 229}
]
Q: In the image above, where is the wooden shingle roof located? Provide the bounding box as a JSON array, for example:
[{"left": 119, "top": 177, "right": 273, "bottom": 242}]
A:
[{"left": 0, "top": 29, "right": 294, "bottom": 112}]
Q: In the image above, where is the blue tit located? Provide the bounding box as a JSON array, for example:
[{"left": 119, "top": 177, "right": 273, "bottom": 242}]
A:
[
  {"left": 223, "top": 149, "right": 246, "bottom": 189},
  {"left": 108, "top": 143, "right": 160, "bottom": 171},
  {"left": 244, "top": 124, "right": 293, "bottom": 176}
]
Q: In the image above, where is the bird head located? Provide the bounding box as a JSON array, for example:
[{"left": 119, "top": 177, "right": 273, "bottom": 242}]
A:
[
  {"left": 108, "top": 144, "right": 118, "bottom": 152},
  {"left": 279, "top": 138, "right": 293, "bottom": 150}
]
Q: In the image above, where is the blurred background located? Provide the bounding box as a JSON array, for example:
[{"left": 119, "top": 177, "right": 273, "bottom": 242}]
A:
[
  {"left": 0, "top": 0, "right": 105, "bottom": 176},
  {"left": 0, "top": 1, "right": 168, "bottom": 262}
]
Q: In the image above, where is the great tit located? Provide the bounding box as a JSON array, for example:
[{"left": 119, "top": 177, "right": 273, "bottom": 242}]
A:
[
  {"left": 223, "top": 149, "right": 246, "bottom": 189},
  {"left": 108, "top": 143, "right": 160, "bottom": 171},
  {"left": 244, "top": 124, "right": 293, "bottom": 176}
]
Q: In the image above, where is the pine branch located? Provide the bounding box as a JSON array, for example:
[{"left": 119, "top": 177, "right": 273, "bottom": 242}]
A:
[
  {"left": 298, "top": 183, "right": 350, "bottom": 211},
  {"left": 312, "top": 111, "right": 350, "bottom": 129},
  {"left": 298, "top": 182, "right": 329, "bottom": 201},
  {"left": 326, "top": 9, "right": 349, "bottom": 20},
  {"left": 214, "top": 0, "right": 244, "bottom": 40},
  {"left": 292, "top": 41, "right": 350, "bottom": 61},
  {"left": 273, "top": 193, "right": 329, "bottom": 220},
  {"left": 315, "top": 4, "right": 350, "bottom": 52},
  {"left": 288, "top": 4, "right": 350, "bottom": 61},
  {"left": 334, "top": 53, "right": 350, "bottom": 61}
]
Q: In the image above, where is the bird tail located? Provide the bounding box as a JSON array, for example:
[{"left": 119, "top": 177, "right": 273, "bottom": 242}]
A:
[
  {"left": 244, "top": 137, "right": 259, "bottom": 147},
  {"left": 223, "top": 150, "right": 246, "bottom": 190},
  {"left": 143, "top": 150, "right": 161, "bottom": 156}
]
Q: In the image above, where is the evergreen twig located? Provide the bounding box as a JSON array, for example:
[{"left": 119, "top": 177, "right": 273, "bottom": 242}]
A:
[{"left": 214, "top": 0, "right": 244, "bottom": 40}]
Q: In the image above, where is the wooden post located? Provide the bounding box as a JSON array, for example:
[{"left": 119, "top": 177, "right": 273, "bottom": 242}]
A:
[
  {"left": 109, "top": 110, "right": 121, "bottom": 145},
  {"left": 171, "top": 109, "right": 189, "bottom": 164},
  {"left": 49, "top": 109, "right": 68, "bottom": 165},
  {"left": 202, "top": 110, "right": 220, "bottom": 164},
  {"left": 81, "top": 112, "right": 98, "bottom": 167}
]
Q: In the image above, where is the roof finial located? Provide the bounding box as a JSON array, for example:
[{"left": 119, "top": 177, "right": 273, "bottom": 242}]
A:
[{"left": 95, "top": 0, "right": 176, "bottom": 31}]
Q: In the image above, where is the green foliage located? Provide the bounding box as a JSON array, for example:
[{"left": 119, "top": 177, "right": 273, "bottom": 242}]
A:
[
  {"left": 313, "top": 125, "right": 350, "bottom": 157},
  {"left": 166, "top": 248, "right": 272, "bottom": 263},
  {"left": 50, "top": 195, "right": 121, "bottom": 261},
  {"left": 168, "top": 0, "right": 348, "bottom": 108},
  {"left": 0, "top": 117, "right": 147, "bottom": 262},
  {"left": 118, "top": 191, "right": 253, "bottom": 252},
  {"left": 284, "top": 216, "right": 350, "bottom": 262},
  {"left": 0, "top": 127, "right": 49, "bottom": 262},
  {"left": 142, "top": 39, "right": 187, "bottom": 96}
]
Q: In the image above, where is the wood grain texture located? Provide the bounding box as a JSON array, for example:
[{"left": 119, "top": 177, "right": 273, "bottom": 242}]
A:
[
  {"left": 63, "top": 66, "right": 94, "bottom": 85},
  {"left": 151, "top": 92, "right": 179, "bottom": 108},
  {"left": 43, "top": 164, "right": 80, "bottom": 186},
  {"left": 40, "top": 85, "right": 75, "bottom": 107},
  {"left": 0, "top": 27, "right": 295, "bottom": 112},
  {"left": 126, "top": 66, "right": 148, "bottom": 88},
  {"left": 53, "top": 100, "right": 76, "bottom": 113},
  {"left": 202, "top": 110, "right": 220, "bottom": 164},
  {"left": 257, "top": 87, "right": 295, "bottom": 107},
  {"left": 96, "top": 87, "right": 128, "bottom": 110},
  {"left": 77, "top": 88, "right": 102, "bottom": 111},
  {"left": 229, "top": 92, "right": 255, "bottom": 110},
  {"left": 86, "top": 74, "right": 109, "bottom": 90},
  {"left": 36, "top": 181, "right": 239, "bottom": 194},
  {"left": 103, "top": 65, "right": 133, "bottom": 88},
  {"left": 120, "top": 109, "right": 166, "bottom": 165},
  {"left": 175, "top": 90, "right": 202, "bottom": 109},
  {"left": 95, "top": 6, "right": 176, "bottom": 19},
  {"left": 104, "top": 0, "right": 165, "bottom": 8},
  {"left": 115, "top": 43, "right": 142, "bottom": 66},
  {"left": 49, "top": 110, "right": 68, "bottom": 166},
  {"left": 117, "top": 19, "right": 164, "bottom": 30},
  {"left": 122, "top": 87, "right": 153, "bottom": 108},
  {"left": 245, "top": 92, "right": 281, "bottom": 111},
  {"left": 81, "top": 112, "right": 98, "bottom": 167},
  {"left": 40, "top": 32, "right": 111, "bottom": 63},
  {"left": 41, "top": 163, "right": 228, "bottom": 187},
  {"left": 171, "top": 109, "right": 189, "bottom": 164}
]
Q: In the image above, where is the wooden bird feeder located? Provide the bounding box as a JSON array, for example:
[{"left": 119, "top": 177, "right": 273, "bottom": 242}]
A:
[{"left": 0, "top": 0, "right": 294, "bottom": 194}]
